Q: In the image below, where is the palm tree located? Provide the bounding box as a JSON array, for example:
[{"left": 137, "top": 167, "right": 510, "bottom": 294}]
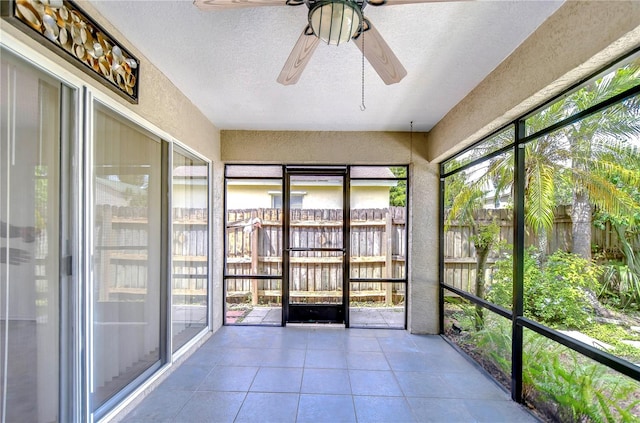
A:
[
  {"left": 447, "top": 59, "right": 640, "bottom": 261},
  {"left": 533, "top": 62, "right": 640, "bottom": 259}
]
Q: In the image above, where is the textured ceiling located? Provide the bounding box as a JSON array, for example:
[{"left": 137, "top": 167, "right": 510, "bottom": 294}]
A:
[{"left": 88, "top": 0, "right": 563, "bottom": 132}]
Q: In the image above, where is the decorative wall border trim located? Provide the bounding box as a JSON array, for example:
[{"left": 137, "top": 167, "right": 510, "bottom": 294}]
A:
[{"left": 2, "top": 0, "right": 139, "bottom": 103}]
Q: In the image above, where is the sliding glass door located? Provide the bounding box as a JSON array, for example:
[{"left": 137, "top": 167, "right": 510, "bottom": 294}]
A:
[
  {"left": 0, "top": 48, "right": 76, "bottom": 423},
  {"left": 91, "top": 103, "right": 164, "bottom": 415}
]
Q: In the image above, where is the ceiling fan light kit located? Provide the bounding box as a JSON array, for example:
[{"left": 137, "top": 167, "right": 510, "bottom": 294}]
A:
[
  {"left": 308, "top": 0, "right": 362, "bottom": 46},
  {"left": 195, "top": 0, "right": 412, "bottom": 85}
]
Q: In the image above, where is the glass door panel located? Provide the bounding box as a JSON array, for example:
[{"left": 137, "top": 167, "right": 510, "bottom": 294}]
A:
[
  {"left": 172, "top": 148, "right": 209, "bottom": 352},
  {"left": 0, "top": 48, "right": 66, "bottom": 423},
  {"left": 92, "top": 103, "right": 163, "bottom": 414},
  {"left": 286, "top": 172, "right": 347, "bottom": 323}
]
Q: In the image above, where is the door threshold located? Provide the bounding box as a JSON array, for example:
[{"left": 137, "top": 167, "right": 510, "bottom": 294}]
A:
[{"left": 286, "top": 322, "right": 346, "bottom": 329}]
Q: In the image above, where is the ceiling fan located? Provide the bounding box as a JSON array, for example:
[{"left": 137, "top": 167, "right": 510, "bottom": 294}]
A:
[{"left": 194, "top": 0, "right": 453, "bottom": 86}]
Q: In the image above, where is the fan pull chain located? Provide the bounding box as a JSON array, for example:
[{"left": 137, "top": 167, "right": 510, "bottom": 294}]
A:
[{"left": 360, "top": 31, "right": 366, "bottom": 111}]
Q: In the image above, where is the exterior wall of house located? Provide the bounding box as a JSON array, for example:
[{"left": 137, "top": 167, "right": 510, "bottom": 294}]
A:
[
  {"left": 426, "top": 1, "right": 640, "bottom": 162},
  {"left": 226, "top": 183, "right": 392, "bottom": 209}
]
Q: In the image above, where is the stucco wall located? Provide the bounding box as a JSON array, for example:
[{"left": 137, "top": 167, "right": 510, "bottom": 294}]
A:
[
  {"left": 221, "top": 130, "right": 427, "bottom": 163},
  {"left": 426, "top": 0, "right": 640, "bottom": 163}
]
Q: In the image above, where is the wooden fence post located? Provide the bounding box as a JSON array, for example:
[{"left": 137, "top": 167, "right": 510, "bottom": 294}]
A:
[
  {"left": 385, "top": 210, "right": 393, "bottom": 305},
  {"left": 99, "top": 205, "right": 113, "bottom": 302},
  {"left": 251, "top": 221, "right": 259, "bottom": 305}
]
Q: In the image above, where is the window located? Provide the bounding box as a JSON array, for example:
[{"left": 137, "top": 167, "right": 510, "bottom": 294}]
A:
[{"left": 270, "top": 192, "right": 305, "bottom": 209}]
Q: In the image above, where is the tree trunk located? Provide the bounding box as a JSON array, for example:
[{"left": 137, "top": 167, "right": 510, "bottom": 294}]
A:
[
  {"left": 475, "top": 245, "right": 490, "bottom": 330},
  {"left": 538, "top": 230, "right": 548, "bottom": 261},
  {"left": 571, "top": 189, "right": 592, "bottom": 260}
]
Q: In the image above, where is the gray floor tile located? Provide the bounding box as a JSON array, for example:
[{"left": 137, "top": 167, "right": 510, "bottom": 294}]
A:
[
  {"left": 121, "top": 327, "right": 541, "bottom": 423},
  {"left": 395, "top": 372, "right": 453, "bottom": 398},
  {"left": 347, "top": 328, "right": 381, "bottom": 338},
  {"left": 410, "top": 335, "right": 459, "bottom": 354},
  {"left": 407, "top": 397, "right": 476, "bottom": 422},
  {"left": 441, "top": 372, "right": 509, "bottom": 400},
  {"left": 353, "top": 396, "right": 416, "bottom": 423},
  {"left": 306, "top": 333, "right": 346, "bottom": 351},
  {"left": 121, "top": 390, "right": 193, "bottom": 422},
  {"left": 182, "top": 347, "right": 221, "bottom": 368},
  {"left": 235, "top": 392, "right": 299, "bottom": 423},
  {"left": 345, "top": 336, "right": 382, "bottom": 352},
  {"left": 464, "top": 398, "right": 539, "bottom": 422},
  {"left": 259, "top": 348, "right": 307, "bottom": 367},
  {"left": 173, "top": 391, "right": 245, "bottom": 423},
  {"left": 198, "top": 365, "right": 258, "bottom": 392},
  {"left": 297, "top": 394, "right": 357, "bottom": 423},
  {"left": 216, "top": 348, "right": 267, "bottom": 366},
  {"left": 301, "top": 368, "right": 351, "bottom": 394},
  {"left": 385, "top": 351, "right": 433, "bottom": 372},
  {"left": 156, "top": 364, "right": 210, "bottom": 391},
  {"left": 426, "top": 351, "right": 480, "bottom": 372},
  {"left": 349, "top": 370, "right": 403, "bottom": 396},
  {"left": 305, "top": 349, "right": 348, "bottom": 368},
  {"left": 346, "top": 351, "right": 390, "bottom": 370},
  {"left": 250, "top": 367, "right": 303, "bottom": 393},
  {"left": 377, "top": 336, "right": 421, "bottom": 353}
]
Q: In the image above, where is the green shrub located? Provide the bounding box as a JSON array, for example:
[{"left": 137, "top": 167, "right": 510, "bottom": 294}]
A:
[
  {"left": 487, "top": 248, "right": 603, "bottom": 329},
  {"left": 523, "top": 332, "right": 640, "bottom": 423}
]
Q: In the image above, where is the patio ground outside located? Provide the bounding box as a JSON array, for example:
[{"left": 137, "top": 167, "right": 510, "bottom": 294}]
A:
[{"left": 226, "top": 306, "right": 406, "bottom": 328}]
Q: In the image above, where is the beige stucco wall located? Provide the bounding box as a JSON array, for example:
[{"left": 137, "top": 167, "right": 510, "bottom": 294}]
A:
[
  {"left": 221, "top": 130, "right": 428, "bottom": 163},
  {"left": 227, "top": 184, "right": 391, "bottom": 209},
  {"left": 426, "top": 0, "right": 640, "bottom": 163}
]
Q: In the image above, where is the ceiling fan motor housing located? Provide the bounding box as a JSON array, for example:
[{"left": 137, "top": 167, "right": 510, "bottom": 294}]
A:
[{"left": 308, "top": 0, "right": 363, "bottom": 45}]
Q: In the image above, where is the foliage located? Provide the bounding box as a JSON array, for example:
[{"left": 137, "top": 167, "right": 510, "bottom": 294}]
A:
[
  {"left": 583, "top": 324, "right": 640, "bottom": 363},
  {"left": 600, "top": 261, "right": 640, "bottom": 310},
  {"left": 522, "top": 332, "right": 640, "bottom": 423},
  {"left": 487, "top": 248, "right": 603, "bottom": 329},
  {"left": 470, "top": 222, "right": 500, "bottom": 250},
  {"left": 444, "top": 58, "right": 640, "bottom": 260},
  {"left": 389, "top": 167, "right": 407, "bottom": 207},
  {"left": 467, "top": 314, "right": 512, "bottom": 375},
  {"left": 450, "top": 311, "right": 640, "bottom": 422},
  {"left": 593, "top": 143, "right": 640, "bottom": 309}
]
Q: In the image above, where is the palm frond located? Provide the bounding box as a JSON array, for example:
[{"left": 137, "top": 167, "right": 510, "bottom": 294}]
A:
[{"left": 525, "top": 160, "right": 555, "bottom": 234}]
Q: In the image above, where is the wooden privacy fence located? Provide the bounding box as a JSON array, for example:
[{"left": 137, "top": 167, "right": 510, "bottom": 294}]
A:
[
  {"left": 93, "top": 205, "right": 207, "bottom": 393},
  {"left": 226, "top": 207, "right": 407, "bottom": 305},
  {"left": 444, "top": 205, "right": 629, "bottom": 294},
  {"left": 95, "top": 205, "right": 208, "bottom": 300}
]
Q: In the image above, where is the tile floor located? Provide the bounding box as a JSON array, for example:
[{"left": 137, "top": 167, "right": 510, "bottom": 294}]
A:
[{"left": 121, "top": 325, "right": 538, "bottom": 422}]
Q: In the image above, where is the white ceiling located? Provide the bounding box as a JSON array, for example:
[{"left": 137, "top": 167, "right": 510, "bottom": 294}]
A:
[{"left": 88, "top": 0, "right": 563, "bottom": 132}]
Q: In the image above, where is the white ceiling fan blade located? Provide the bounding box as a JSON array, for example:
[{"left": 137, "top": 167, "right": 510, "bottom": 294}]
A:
[
  {"left": 382, "top": 0, "right": 470, "bottom": 5},
  {"left": 353, "top": 22, "right": 407, "bottom": 85},
  {"left": 194, "top": 0, "right": 287, "bottom": 10},
  {"left": 277, "top": 27, "right": 320, "bottom": 85}
]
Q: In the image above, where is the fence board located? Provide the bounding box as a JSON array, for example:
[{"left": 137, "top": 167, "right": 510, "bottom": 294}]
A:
[{"left": 443, "top": 205, "right": 632, "bottom": 294}]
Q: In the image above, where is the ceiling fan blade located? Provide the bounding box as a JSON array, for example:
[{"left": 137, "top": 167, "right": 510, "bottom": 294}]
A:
[
  {"left": 277, "top": 27, "right": 320, "bottom": 85},
  {"left": 194, "top": 0, "right": 287, "bottom": 10},
  {"left": 353, "top": 22, "right": 407, "bottom": 85},
  {"left": 382, "top": 0, "right": 469, "bottom": 5}
]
